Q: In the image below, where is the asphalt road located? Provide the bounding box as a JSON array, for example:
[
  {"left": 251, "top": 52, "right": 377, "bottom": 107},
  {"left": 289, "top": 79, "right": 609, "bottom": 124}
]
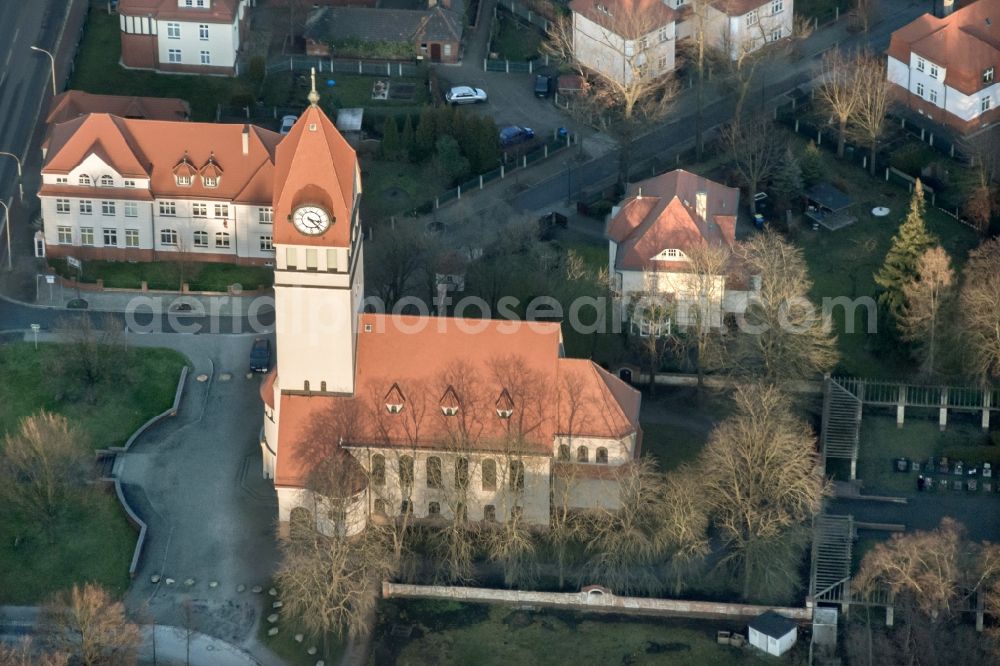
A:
[
  {"left": 0, "top": 295, "right": 276, "bottom": 335},
  {"left": 511, "top": 5, "right": 927, "bottom": 212}
]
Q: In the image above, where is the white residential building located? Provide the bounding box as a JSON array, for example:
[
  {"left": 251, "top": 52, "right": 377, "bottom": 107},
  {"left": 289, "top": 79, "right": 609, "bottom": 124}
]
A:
[
  {"left": 118, "top": 0, "right": 254, "bottom": 76},
  {"left": 886, "top": 0, "right": 999, "bottom": 134},
  {"left": 39, "top": 113, "right": 280, "bottom": 264}
]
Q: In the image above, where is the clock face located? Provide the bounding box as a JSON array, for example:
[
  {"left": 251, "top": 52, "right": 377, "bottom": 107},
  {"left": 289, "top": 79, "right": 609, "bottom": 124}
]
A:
[{"left": 292, "top": 205, "right": 332, "bottom": 235}]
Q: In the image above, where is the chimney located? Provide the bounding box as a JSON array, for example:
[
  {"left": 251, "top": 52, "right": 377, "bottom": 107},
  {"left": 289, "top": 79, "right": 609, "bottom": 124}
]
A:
[
  {"left": 940, "top": 0, "right": 954, "bottom": 16},
  {"left": 241, "top": 125, "right": 249, "bottom": 156},
  {"left": 695, "top": 191, "right": 707, "bottom": 221}
]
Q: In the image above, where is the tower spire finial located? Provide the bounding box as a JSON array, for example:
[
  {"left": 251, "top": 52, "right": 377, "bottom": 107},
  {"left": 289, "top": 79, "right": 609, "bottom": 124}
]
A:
[{"left": 308, "top": 67, "right": 320, "bottom": 107}]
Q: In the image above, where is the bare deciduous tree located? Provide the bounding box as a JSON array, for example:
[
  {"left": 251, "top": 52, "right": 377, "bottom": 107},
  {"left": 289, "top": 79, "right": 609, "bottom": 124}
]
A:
[
  {"left": 275, "top": 521, "right": 392, "bottom": 645},
  {"left": 699, "top": 385, "right": 827, "bottom": 601},
  {"left": 815, "top": 48, "right": 863, "bottom": 158},
  {"left": 848, "top": 53, "right": 894, "bottom": 175},
  {"left": 631, "top": 269, "right": 675, "bottom": 394},
  {"left": 735, "top": 231, "right": 839, "bottom": 381},
  {"left": 898, "top": 246, "right": 956, "bottom": 377},
  {"left": 0, "top": 639, "right": 69, "bottom": 666},
  {"left": 0, "top": 411, "right": 92, "bottom": 525},
  {"left": 544, "top": 10, "right": 678, "bottom": 185},
  {"left": 41, "top": 583, "right": 141, "bottom": 666},
  {"left": 366, "top": 222, "right": 436, "bottom": 309},
  {"left": 959, "top": 237, "right": 1000, "bottom": 384},
  {"left": 960, "top": 128, "right": 1000, "bottom": 234},
  {"left": 673, "top": 242, "right": 732, "bottom": 391},
  {"left": 720, "top": 117, "right": 781, "bottom": 215},
  {"left": 51, "top": 313, "right": 129, "bottom": 403}
]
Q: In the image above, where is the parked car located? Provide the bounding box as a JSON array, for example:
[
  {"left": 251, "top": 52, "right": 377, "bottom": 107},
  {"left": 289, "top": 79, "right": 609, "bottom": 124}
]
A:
[
  {"left": 445, "top": 86, "right": 487, "bottom": 105},
  {"left": 250, "top": 338, "right": 272, "bottom": 373},
  {"left": 534, "top": 75, "right": 553, "bottom": 98},
  {"left": 499, "top": 125, "right": 535, "bottom": 147},
  {"left": 279, "top": 115, "right": 297, "bottom": 135}
]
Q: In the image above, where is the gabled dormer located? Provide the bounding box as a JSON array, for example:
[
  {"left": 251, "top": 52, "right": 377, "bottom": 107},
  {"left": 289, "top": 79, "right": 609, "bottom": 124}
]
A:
[
  {"left": 384, "top": 383, "right": 406, "bottom": 414},
  {"left": 179, "top": 0, "right": 211, "bottom": 8},
  {"left": 200, "top": 153, "right": 223, "bottom": 188},
  {"left": 496, "top": 389, "right": 514, "bottom": 419},
  {"left": 653, "top": 248, "right": 688, "bottom": 261},
  {"left": 172, "top": 153, "right": 197, "bottom": 187},
  {"left": 440, "top": 386, "right": 460, "bottom": 416}
]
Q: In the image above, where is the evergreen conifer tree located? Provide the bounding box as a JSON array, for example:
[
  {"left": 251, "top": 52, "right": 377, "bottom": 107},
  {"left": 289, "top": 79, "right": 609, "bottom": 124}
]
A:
[
  {"left": 380, "top": 117, "right": 400, "bottom": 160},
  {"left": 414, "top": 107, "right": 436, "bottom": 160},
  {"left": 400, "top": 114, "right": 415, "bottom": 161},
  {"left": 799, "top": 141, "right": 823, "bottom": 186},
  {"left": 772, "top": 147, "right": 804, "bottom": 208},
  {"left": 874, "top": 179, "right": 937, "bottom": 317}
]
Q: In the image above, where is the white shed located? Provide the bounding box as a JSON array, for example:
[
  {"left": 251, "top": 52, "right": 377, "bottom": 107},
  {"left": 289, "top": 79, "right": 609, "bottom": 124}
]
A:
[{"left": 748, "top": 611, "right": 798, "bottom": 657}]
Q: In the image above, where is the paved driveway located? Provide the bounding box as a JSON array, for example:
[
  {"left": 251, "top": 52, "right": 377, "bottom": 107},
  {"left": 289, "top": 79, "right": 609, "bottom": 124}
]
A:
[{"left": 117, "top": 334, "right": 280, "bottom": 659}]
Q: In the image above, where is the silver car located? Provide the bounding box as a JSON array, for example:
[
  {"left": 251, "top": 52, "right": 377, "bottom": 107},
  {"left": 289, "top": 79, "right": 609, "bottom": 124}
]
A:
[{"left": 445, "top": 86, "right": 487, "bottom": 105}]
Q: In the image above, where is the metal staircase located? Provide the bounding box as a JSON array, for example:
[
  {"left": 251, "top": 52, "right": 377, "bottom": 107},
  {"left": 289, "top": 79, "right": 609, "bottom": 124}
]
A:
[
  {"left": 820, "top": 377, "right": 863, "bottom": 478},
  {"left": 810, "top": 514, "right": 855, "bottom": 605}
]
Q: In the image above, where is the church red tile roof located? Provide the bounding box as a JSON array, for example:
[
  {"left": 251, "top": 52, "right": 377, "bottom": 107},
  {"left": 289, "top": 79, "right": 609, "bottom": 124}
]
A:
[
  {"left": 273, "top": 314, "right": 641, "bottom": 488},
  {"left": 272, "top": 104, "right": 359, "bottom": 248},
  {"left": 607, "top": 169, "right": 738, "bottom": 272},
  {"left": 118, "top": 0, "right": 242, "bottom": 22}
]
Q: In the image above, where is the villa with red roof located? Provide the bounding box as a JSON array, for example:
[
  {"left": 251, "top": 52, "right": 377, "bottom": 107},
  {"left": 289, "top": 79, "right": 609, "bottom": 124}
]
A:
[
  {"left": 886, "top": 0, "right": 1000, "bottom": 133},
  {"left": 260, "top": 80, "right": 642, "bottom": 537},
  {"left": 39, "top": 112, "right": 280, "bottom": 264},
  {"left": 606, "top": 169, "right": 753, "bottom": 335}
]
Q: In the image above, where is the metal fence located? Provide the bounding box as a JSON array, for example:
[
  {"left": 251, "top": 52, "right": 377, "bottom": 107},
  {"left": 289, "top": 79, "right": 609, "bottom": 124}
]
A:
[
  {"left": 266, "top": 55, "right": 423, "bottom": 78},
  {"left": 408, "top": 132, "right": 577, "bottom": 215},
  {"left": 484, "top": 54, "right": 553, "bottom": 73},
  {"left": 496, "top": 0, "right": 554, "bottom": 32}
]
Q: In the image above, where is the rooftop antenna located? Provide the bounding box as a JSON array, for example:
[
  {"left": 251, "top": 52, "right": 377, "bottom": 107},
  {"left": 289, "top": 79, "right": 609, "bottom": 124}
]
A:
[
  {"left": 637, "top": 187, "right": 642, "bottom": 199},
  {"left": 308, "top": 67, "right": 320, "bottom": 108}
]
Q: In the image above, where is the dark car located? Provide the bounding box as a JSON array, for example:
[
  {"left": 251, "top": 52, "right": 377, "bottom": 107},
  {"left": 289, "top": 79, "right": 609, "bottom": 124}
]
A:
[
  {"left": 250, "top": 338, "right": 272, "bottom": 373},
  {"left": 499, "top": 125, "right": 535, "bottom": 147},
  {"left": 534, "top": 75, "right": 553, "bottom": 98}
]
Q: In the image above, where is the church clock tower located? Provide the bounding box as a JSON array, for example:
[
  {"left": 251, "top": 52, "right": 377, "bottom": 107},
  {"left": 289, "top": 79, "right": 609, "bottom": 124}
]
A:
[{"left": 271, "top": 72, "right": 364, "bottom": 396}]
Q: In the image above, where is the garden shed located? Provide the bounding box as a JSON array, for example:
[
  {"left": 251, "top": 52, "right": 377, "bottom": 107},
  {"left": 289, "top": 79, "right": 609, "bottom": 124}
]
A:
[{"left": 747, "top": 610, "right": 798, "bottom": 657}]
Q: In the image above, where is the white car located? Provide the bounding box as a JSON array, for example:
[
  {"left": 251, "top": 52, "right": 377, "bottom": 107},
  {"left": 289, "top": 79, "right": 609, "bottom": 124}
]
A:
[
  {"left": 279, "top": 115, "right": 297, "bottom": 135},
  {"left": 445, "top": 86, "right": 487, "bottom": 105}
]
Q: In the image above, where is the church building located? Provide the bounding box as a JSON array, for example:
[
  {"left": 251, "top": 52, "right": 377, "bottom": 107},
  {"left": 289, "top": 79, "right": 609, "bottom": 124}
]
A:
[{"left": 260, "top": 79, "right": 642, "bottom": 537}]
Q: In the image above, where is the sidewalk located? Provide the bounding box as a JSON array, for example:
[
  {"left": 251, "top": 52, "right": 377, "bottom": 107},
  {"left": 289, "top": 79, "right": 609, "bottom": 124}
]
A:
[{"left": 30, "top": 281, "right": 274, "bottom": 316}]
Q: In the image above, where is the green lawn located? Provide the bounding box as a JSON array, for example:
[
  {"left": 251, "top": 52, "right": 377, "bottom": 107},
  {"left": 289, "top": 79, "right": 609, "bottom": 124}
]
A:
[
  {"left": 261, "top": 69, "right": 429, "bottom": 111},
  {"left": 855, "top": 415, "right": 999, "bottom": 495},
  {"left": 71, "top": 2, "right": 254, "bottom": 120},
  {"left": 791, "top": 135, "right": 980, "bottom": 379},
  {"left": 374, "top": 599, "right": 798, "bottom": 665},
  {"left": 641, "top": 422, "right": 712, "bottom": 474},
  {"left": 257, "top": 608, "right": 344, "bottom": 666},
  {"left": 48, "top": 258, "right": 274, "bottom": 292},
  {"left": 360, "top": 157, "right": 450, "bottom": 220},
  {"left": 0, "top": 342, "right": 187, "bottom": 603},
  {"left": 491, "top": 13, "right": 542, "bottom": 61}
]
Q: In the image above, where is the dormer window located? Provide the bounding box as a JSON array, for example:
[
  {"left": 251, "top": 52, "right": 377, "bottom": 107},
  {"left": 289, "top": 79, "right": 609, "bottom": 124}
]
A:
[
  {"left": 200, "top": 153, "right": 223, "bottom": 189},
  {"left": 440, "top": 386, "right": 460, "bottom": 416},
  {"left": 203, "top": 177, "right": 218, "bottom": 188},
  {"left": 655, "top": 248, "right": 688, "bottom": 261},
  {"left": 985, "top": 67, "right": 995, "bottom": 84},
  {"left": 99, "top": 175, "right": 114, "bottom": 187},
  {"left": 496, "top": 389, "right": 514, "bottom": 419},
  {"left": 78, "top": 174, "right": 91, "bottom": 186},
  {"left": 172, "top": 152, "right": 197, "bottom": 188},
  {"left": 176, "top": 176, "right": 191, "bottom": 186},
  {"left": 384, "top": 383, "right": 405, "bottom": 414}
]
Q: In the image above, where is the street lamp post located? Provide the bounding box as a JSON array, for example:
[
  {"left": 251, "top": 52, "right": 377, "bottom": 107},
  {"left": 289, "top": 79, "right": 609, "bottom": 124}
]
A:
[
  {"left": 0, "top": 151, "right": 24, "bottom": 202},
  {"left": 0, "top": 199, "right": 11, "bottom": 271},
  {"left": 30, "top": 46, "right": 57, "bottom": 97}
]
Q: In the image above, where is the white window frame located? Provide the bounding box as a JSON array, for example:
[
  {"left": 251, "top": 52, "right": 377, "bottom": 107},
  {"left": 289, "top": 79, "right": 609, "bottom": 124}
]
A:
[
  {"left": 658, "top": 26, "right": 669, "bottom": 43},
  {"left": 124, "top": 201, "right": 138, "bottom": 218},
  {"left": 79, "top": 200, "right": 93, "bottom": 215},
  {"left": 259, "top": 234, "right": 273, "bottom": 251},
  {"left": 985, "top": 67, "right": 995, "bottom": 84},
  {"left": 982, "top": 96, "right": 992, "bottom": 113},
  {"left": 771, "top": 0, "right": 783, "bottom": 13},
  {"left": 55, "top": 176, "right": 68, "bottom": 184},
  {"left": 80, "top": 227, "right": 95, "bottom": 246},
  {"left": 929, "top": 64, "right": 939, "bottom": 79},
  {"left": 259, "top": 207, "right": 273, "bottom": 224},
  {"left": 99, "top": 175, "right": 114, "bottom": 187},
  {"left": 200, "top": 50, "right": 211, "bottom": 65},
  {"left": 213, "top": 203, "right": 229, "bottom": 219},
  {"left": 916, "top": 57, "right": 925, "bottom": 72},
  {"left": 203, "top": 176, "right": 218, "bottom": 188},
  {"left": 215, "top": 231, "right": 231, "bottom": 248},
  {"left": 167, "top": 23, "right": 180, "bottom": 39},
  {"left": 123, "top": 179, "right": 136, "bottom": 188},
  {"left": 929, "top": 89, "right": 938, "bottom": 104},
  {"left": 168, "top": 49, "right": 182, "bottom": 63},
  {"left": 56, "top": 199, "right": 71, "bottom": 214},
  {"left": 125, "top": 228, "right": 140, "bottom": 248},
  {"left": 160, "top": 229, "right": 178, "bottom": 246},
  {"left": 745, "top": 10, "right": 758, "bottom": 26},
  {"left": 916, "top": 82, "right": 925, "bottom": 98},
  {"left": 101, "top": 200, "right": 116, "bottom": 216},
  {"left": 159, "top": 201, "right": 177, "bottom": 216},
  {"left": 192, "top": 203, "right": 208, "bottom": 217},
  {"left": 199, "top": 24, "right": 209, "bottom": 40},
  {"left": 176, "top": 175, "right": 191, "bottom": 187},
  {"left": 193, "top": 230, "right": 209, "bottom": 247},
  {"left": 103, "top": 228, "right": 118, "bottom": 246},
  {"left": 57, "top": 226, "right": 73, "bottom": 244},
  {"left": 78, "top": 174, "right": 91, "bottom": 186}
]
